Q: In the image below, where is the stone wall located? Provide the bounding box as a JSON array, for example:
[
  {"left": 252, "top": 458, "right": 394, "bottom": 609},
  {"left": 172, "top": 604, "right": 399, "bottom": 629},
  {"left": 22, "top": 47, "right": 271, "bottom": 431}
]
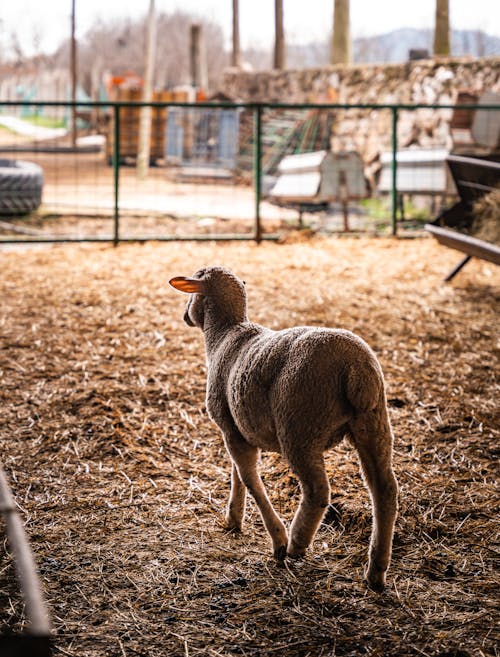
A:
[{"left": 221, "top": 57, "right": 500, "bottom": 186}]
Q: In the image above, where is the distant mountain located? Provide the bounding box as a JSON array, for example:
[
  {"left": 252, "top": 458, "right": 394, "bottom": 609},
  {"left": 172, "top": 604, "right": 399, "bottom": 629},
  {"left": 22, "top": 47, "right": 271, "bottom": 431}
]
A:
[
  {"left": 279, "top": 28, "right": 500, "bottom": 69},
  {"left": 353, "top": 28, "right": 500, "bottom": 63}
]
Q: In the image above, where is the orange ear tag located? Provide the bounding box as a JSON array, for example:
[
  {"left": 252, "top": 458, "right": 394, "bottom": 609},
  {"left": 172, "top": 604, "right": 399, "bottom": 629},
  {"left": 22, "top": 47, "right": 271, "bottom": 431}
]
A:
[{"left": 169, "top": 277, "right": 205, "bottom": 294}]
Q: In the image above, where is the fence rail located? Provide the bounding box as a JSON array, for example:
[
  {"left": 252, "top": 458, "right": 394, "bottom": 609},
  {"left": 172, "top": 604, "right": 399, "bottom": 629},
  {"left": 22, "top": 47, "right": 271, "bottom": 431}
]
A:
[
  {"left": 0, "top": 465, "right": 52, "bottom": 656},
  {"left": 0, "top": 100, "right": 498, "bottom": 245}
]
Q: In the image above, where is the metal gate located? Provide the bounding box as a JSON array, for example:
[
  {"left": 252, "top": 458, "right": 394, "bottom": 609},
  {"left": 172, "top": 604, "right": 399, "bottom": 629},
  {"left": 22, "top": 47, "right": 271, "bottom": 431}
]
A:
[{"left": 165, "top": 107, "right": 239, "bottom": 169}]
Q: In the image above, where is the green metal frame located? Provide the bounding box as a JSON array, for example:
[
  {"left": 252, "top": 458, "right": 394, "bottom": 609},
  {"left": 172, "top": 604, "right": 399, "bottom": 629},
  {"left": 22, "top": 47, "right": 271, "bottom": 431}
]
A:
[
  {"left": 0, "top": 99, "right": 498, "bottom": 245},
  {"left": 113, "top": 104, "right": 120, "bottom": 246},
  {"left": 391, "top": 106, "right": 398, "bottom": 236},
  {"left": 253, "top": 104, "right": 263, "bottom": 244}
]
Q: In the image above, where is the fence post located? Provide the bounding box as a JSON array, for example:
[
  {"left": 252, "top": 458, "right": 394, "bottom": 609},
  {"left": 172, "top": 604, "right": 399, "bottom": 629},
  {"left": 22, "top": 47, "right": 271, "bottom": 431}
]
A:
[
  {"left": 391, "top": 106, "right": 398, "bottom": 236},
  {"left": 113, "top": 103, "right": 120, "bottom": 246},
  {"left": 253, "top": 104, "right": 262, "bottom": 244}
]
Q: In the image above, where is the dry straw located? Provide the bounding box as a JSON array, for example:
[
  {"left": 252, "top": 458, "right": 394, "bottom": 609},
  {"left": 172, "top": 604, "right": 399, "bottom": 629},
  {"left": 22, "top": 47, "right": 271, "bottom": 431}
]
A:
[
  {"left": 1, "top": 237, "right": 498, "bottom": 656},
  {"left": 471, "top": 187, "right": 500, "bottom": 245}
]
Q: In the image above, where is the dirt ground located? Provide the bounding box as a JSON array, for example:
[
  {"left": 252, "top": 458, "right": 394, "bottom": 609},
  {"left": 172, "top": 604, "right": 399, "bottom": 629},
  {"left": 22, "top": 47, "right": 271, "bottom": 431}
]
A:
[
  {"left": 0, "top": 129, "right": 386, "bottom": 235},
  {"left": 0, "top": 237, "right": 498, "bottom": 657},
  {"left": 0, "top": 137, "right": 300, "bottom": 229}
]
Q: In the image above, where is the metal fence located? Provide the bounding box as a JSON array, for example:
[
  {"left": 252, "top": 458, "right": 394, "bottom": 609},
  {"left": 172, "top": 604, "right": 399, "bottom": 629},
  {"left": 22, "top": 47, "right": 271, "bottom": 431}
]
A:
[{"left": 0, "top": 100, "right": 498, "bottom": 245}]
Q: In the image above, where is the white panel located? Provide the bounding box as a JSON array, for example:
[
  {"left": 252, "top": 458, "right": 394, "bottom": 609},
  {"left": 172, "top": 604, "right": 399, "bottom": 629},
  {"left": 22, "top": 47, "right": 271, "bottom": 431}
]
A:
[
  {"left": 269, "top": 172, "right": 321, "bottom": 199},
  {"left": 277, "top": 151, "right": 327, "bottom": 173}
]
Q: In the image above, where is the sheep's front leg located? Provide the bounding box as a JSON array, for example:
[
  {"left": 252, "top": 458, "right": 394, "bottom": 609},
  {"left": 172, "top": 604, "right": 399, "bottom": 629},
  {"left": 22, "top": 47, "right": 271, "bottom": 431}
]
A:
[
  {"left": 225, "top": 462, "right": 246, "bottom": 531},
  {"left": 224, "top": 433, "right": 288, "bottom": 560},
  {"left": 287, "top": 454, "right": 330, "bottom": 557}
]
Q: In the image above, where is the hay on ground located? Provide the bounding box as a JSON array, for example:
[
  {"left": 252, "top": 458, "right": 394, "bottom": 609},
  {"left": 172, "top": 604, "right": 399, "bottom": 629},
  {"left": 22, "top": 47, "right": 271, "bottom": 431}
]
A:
[
  {"left": 0, "top": 236, "right": 498, "bottom": 657},
  {"left": 471, "top": 187, "right": 500, "bottom": 245}
]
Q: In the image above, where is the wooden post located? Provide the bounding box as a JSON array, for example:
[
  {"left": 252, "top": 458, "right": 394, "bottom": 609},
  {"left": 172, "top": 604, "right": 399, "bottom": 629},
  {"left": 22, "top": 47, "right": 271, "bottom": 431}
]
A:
[
  {"left": 137, "top": 0, "right": 157, "bottom": 179},
  {"left": 232, "top": 0, "right": 241, "bottom": 67},
  {"left": 433, "top": 0, "right": 450, "bottom": 56},
  {"left": 190, "top": 24, "right": 207, "bottom": 90},
  {"left": 90, "top": 57, "right": 101, "bottom": 131},
  {"left": 339, "top": 171, "right": 350, "bottom": 231},
  {"left": 331, "top": 0, "right": 351, "bottom": 65},
  {"left": 273, "top": 0, "right": 285, "bottom": 70}
]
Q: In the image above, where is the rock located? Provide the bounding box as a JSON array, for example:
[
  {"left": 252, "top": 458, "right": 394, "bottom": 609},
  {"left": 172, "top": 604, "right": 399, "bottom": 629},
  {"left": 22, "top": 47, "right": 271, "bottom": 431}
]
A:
[{"left": 220, "top": 56, "right": 500, "bottom": 169}]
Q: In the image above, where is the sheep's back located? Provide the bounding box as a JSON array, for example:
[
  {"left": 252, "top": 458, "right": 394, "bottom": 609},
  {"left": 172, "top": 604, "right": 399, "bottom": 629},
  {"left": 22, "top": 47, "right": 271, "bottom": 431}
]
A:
[{"left": 221, "top": 325, "right": 384, "bottom": 451}]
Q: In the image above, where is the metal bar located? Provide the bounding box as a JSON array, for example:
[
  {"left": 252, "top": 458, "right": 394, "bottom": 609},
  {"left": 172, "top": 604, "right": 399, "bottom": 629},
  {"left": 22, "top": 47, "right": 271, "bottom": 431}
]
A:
[
  {"left": 112, "top": 104, "right": 120, "bottom": 247},
  {"left": 0, "top": 234, "right": 280, "bottom": 245},
  {"left": 70, "top": 0, "right": 77, "bottom": 149},
  {"left": 0, "top": 466, "right": 51, "bottom": 639},
  {"left": 425, "top": 224, "right": 500, "bottom": 265},
  {"left": 391, "top": 106, "right": 398, "bottom": 236},
  {"left": 444, "top": 255, "right": 472, "bottom": 281},
  {"left": 1, "top": 100, "right": 499, "bottom": 111},
  {"left": 254, "top": 104, "right": 263, "bottom": 244}
]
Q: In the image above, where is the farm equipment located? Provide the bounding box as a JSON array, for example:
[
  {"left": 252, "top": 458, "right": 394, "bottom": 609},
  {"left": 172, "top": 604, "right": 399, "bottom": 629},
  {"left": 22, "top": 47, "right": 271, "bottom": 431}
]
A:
[
  {"left": 379, "top": 91, "right": 500, "bottom": 220},
  {"left": 425, "top": 155, "right": 500, "bottom": 281},
  {"left": 267, "top": 150, "right": 367, "bottom": 229}
]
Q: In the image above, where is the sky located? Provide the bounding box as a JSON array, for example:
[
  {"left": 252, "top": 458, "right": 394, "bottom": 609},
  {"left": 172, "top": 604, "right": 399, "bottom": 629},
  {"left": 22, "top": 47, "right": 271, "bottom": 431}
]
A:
[{"left": 1, "top": 0, "right": 499, "bottom": 58}]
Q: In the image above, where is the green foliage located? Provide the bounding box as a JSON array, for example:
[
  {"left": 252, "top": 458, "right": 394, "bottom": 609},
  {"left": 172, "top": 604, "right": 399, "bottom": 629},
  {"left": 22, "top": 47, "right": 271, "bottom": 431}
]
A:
[
  {"left": 360, "top": 197, "right": 389, "bottom": 220},
  {"left": 361, "top": 196, "right": 432, "bottom": 222},
  {"left": 21, "top": 114, "right": 66, "bottom": 129}
]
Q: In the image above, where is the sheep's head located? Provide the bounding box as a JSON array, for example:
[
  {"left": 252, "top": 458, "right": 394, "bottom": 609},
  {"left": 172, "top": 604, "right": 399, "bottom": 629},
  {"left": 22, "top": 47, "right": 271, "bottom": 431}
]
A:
[{"left": 169, "top": 266, "right": 247, "bottom": 330}]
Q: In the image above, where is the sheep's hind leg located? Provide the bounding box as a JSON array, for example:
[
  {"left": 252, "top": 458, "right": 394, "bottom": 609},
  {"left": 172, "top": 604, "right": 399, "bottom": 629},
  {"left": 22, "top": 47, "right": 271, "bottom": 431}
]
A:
[
  {"left": 287, "top": 454, "right": 330, "bottom": 557},
  {"left": 224, "top": 433, "right": 288, "bottom": 559},
  {"left": 225, "top": 462, "right": 246, "bottom": 532},
  {"left": 350, "top": 412, "right": 398, "bottom": 592}
]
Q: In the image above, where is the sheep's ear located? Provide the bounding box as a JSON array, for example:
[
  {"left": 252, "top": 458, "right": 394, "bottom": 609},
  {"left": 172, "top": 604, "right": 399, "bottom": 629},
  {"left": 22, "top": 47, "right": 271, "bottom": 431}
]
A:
[{"left": 169, "top": 276, "right": 206, "bottom": 294}]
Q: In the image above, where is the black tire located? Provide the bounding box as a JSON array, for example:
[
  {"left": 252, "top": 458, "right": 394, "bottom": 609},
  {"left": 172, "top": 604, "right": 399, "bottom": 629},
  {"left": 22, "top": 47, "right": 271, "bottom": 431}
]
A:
[{"left": 0, "top": 159, "right": 44, "bottom": 215}]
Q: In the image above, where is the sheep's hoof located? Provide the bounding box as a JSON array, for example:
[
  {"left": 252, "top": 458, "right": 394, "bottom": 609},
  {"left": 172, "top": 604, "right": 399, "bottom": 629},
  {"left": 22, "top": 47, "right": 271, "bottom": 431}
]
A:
[
  {"left": 224, "top": 518, "right": 242, "bottom": 533},
  {"left": 365, "top": 578, "right": 385, "bottom": 593},
  {"left": 286, "top": 539, "right": 307, "bottom": 559},
  {"left": 364, "top": 567, "right": 386, "bottom": 593},
  {"left": 274, "top": 545, "right": 287, "bottom": 561}
]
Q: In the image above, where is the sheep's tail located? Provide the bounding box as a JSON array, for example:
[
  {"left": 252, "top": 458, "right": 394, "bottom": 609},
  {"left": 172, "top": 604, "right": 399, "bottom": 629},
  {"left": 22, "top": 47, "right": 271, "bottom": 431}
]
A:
[{"left": 345, "top": 361, "right": 384, "bottom": 413}]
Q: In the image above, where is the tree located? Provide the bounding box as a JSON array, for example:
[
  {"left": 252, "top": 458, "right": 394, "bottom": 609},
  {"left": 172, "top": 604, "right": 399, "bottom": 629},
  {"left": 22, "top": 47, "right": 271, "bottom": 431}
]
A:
[
  {"left": 273, "top": 0, "right": 285, "bottom": 69},
  {"left": 72, "top": 11, "right": 226, "bottom": 93},
  {"left": 137, "top": 0, "right": 157, "bottom": 179},
  {"left": 433, "top": 0, "right": 450, "bottom": 56},
  {"left": 331, "top": 0, "right": 351, "bottom": 65},
  {"left": 232, "top": 0, "right": 241, "bottom": 67},
  {"left": 10, "top": 31, "right": 25, "bottom": 64}
]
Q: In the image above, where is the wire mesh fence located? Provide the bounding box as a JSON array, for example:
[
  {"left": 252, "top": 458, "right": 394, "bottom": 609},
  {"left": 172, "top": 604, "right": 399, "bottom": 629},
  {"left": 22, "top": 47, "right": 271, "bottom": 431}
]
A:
[{"left": 0, "top": 100, "right": 498, "bottom": 244}]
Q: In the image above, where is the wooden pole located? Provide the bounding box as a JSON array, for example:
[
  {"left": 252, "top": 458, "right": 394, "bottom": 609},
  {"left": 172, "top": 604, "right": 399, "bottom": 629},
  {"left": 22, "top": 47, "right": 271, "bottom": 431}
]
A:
[
  {"left": 433, "top": 0, "right": 450, "bottom": 56},
  {"left": 331, "top": 0, "right": 351, "bottom": 65},
  {"left": 232, "top": 0, "right": 241, "bottom": 67},
  {"left": 273, "top": 0, "right": 285, "bottom": 70},
  {"left": 190, "top": 24, "right": 207, "bottom": 90},
  {"left": 137, "top": 0, "right": 157, "bottom": 179}
]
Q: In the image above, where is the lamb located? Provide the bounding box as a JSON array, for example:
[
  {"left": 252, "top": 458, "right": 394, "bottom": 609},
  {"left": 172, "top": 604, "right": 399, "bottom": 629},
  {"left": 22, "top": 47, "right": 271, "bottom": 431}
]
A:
[{"left": 169, "top": 266, "right": 398, "bottom": 591}]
